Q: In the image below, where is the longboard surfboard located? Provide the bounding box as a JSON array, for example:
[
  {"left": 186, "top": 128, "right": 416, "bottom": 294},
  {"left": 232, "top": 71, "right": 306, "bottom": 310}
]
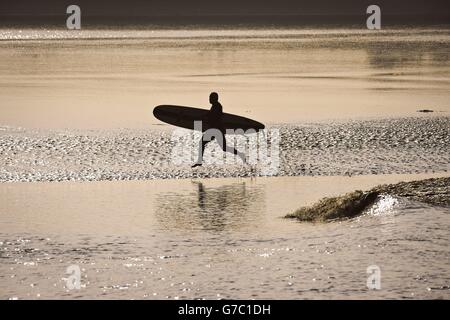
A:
[{"left": 153, "top": 105, "right": 265, "bottom": 133}]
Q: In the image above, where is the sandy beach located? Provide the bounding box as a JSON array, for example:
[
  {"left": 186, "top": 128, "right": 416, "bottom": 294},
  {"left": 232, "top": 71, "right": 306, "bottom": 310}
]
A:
[{"left": 1, "top": 26, "right": 449, "bottom": 300}]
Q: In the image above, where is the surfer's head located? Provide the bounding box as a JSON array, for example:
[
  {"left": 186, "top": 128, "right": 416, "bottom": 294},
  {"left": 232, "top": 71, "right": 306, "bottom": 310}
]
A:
[{"left": 209, "top": 92, "right": 219, "bottom": 104}]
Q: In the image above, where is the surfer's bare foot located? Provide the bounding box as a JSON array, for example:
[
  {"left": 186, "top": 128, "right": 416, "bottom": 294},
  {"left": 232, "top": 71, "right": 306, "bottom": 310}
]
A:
[{"left": 191, "top": 163, "right": 202, "bottom": 168}]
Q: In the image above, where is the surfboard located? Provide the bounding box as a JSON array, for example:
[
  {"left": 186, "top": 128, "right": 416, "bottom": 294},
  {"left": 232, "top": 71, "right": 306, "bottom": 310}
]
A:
[{"left": 153, "top": 105, "right": 265, "bottom": 133}]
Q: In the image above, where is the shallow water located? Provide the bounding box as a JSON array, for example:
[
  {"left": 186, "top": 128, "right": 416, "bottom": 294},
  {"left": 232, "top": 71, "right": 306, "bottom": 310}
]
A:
[
  {"left": 1, "top": 117, "right": 448, "bottom": 182},
  {"left": 0, "top": 27, "right": 449, "bottom": 129},
  {"left": 0, "top": 174, "right": 449, "bottom": 299},
  {"left": 1, "top": 27, "right": 449, "bottom": 300}
]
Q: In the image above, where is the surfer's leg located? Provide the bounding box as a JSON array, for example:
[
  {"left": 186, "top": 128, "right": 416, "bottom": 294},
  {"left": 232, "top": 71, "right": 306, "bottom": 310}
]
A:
[
  {"left": 192, "top": 134, "right": 209, "bottom": 167},
  {"left": 219, "top": 133, "right": 246, "bottom": 163}
]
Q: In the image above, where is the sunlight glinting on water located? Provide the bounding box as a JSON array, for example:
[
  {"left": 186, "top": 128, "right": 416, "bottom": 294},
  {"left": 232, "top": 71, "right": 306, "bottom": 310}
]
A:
[
  {"left": 367, "top": 194, "right": 400, "bottom": 216},
  {"left": 1, "top": 28, "right": 450, "bottom": 41}
]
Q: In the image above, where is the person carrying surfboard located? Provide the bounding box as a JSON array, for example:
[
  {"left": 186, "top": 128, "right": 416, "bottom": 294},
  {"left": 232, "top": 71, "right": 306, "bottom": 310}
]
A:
[{"left": 191, "top": 92, "right": 246, "bottom": 168}]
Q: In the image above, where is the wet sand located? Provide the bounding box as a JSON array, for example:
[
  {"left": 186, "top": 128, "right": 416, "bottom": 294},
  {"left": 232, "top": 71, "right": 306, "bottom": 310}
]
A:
[{"left": 0, "top": 116, "right": 448, "bottom": 182}]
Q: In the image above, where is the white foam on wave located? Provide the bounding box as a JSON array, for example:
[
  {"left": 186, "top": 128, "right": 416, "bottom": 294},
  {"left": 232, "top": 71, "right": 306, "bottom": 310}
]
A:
[{"left": 367, "top": 194, "right": 400, "bottom": 216}]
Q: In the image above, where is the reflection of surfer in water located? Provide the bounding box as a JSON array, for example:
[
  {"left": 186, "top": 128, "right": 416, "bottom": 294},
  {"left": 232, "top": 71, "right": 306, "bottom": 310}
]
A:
[{"left": 192, "top": 92, "right": 246, "bottom": 168}]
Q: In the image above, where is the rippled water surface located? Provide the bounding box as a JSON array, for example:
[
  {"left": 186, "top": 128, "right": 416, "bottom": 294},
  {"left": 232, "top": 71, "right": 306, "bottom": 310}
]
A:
[
  {"left": 1, "top": 117, "right": 449, "bottom": 182},
  {"left": 0, "top": 27, "right": 449, "bottom": 128},
  {"left": 1, "top": 174, "right": 449, "bottom": 299},
  {"left": 1, "top": 27, "right": 449, "bottom": 300}
]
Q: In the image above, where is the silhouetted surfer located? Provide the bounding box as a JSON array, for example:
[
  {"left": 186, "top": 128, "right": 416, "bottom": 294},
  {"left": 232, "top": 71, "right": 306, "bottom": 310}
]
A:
[{"left": 192, "top": 92, "right": 245, "bottom": 168}]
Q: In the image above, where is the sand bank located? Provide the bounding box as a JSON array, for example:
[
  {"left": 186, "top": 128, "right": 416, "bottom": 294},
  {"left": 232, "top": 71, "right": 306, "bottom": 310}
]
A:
[{"left": 0, "top": 116, "right": 448, "bottom": 182}]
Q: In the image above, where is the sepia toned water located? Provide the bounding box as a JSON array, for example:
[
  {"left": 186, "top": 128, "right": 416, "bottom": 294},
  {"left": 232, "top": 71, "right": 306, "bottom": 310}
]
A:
[
  {"left": 0, "top": 174, "right": 449, "bottom": 299},
  {"left": 0, "top": 27, "right": 449, "bottom": 129},
  {"left": 0, "top": 27, "right": 449, "bottom": 299}
]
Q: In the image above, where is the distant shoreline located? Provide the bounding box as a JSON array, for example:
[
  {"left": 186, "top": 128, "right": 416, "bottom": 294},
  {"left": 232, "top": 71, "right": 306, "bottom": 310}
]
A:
[{"left": 1, "top": 14, "right": 450, "bottom": 28}]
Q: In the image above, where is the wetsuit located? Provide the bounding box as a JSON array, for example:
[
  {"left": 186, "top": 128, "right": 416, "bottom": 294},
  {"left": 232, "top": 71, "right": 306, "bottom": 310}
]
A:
[{"left": 196, "top": 102, "right": 241, "bottom": 164}]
